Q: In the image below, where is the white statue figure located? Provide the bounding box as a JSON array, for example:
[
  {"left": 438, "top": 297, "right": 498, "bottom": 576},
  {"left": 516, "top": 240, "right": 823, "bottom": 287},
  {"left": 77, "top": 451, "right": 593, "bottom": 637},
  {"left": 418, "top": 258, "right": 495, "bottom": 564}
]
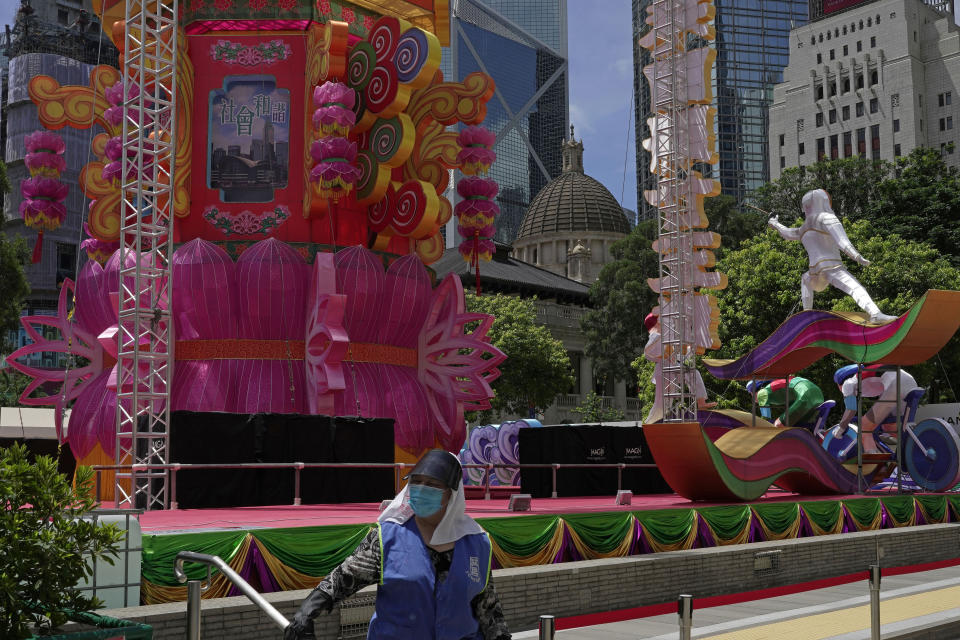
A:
[
  {"left": 767, "top": 188, "right": 896, "bottom": 323},
  {"left": 643, "top": 312, "right": 715, "bottom": 424}
]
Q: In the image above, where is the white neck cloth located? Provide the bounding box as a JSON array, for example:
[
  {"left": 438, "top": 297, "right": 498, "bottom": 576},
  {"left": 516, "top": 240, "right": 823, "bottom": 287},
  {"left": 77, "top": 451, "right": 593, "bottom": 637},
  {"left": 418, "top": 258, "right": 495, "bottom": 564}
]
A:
[{"left": 378, "top": 483, "right": 484, "bottom": 546}]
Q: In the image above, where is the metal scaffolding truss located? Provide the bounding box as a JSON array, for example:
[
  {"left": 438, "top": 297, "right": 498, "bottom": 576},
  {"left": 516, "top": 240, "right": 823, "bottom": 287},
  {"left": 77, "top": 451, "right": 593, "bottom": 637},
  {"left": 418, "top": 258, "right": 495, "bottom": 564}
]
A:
[
  {"left": 651, "top": 0, "right": 697, "bottom": 423},
  {"left": 115, "top": 0, "right": 178, "bottom": 510}
]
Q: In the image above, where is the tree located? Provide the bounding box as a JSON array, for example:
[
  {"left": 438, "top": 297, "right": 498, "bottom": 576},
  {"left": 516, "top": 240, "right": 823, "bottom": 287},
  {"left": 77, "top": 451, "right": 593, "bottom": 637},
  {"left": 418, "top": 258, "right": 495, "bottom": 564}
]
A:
[
  {"left": 0, "top": 370, "right": 31, "bottom": 407},
  {"left": 572, "top": 391, "right": 625, "bottom": 423},
  {"left": 0, "top": 160, "right": 31, "bottom": 355},
  {"left": 711, "top": 220, "right": 960, "bottom": 406},
  {"left": 465, "top": 293, "right": 573, "bottom": 422},
  {"left": 859, "top": 148, "right": 960, "bottom": 266},
  {"left": 753, "top": 156, "right": 890, "bottom": 223},
  {"left": 0, "top": 443, "right": 123, "bottom": 638},
  {"left": 580, "top": 219, "right": 659, "bottom": 382},
  {"left": 581, "top": 196, "right": 765, "bottom": 383}
]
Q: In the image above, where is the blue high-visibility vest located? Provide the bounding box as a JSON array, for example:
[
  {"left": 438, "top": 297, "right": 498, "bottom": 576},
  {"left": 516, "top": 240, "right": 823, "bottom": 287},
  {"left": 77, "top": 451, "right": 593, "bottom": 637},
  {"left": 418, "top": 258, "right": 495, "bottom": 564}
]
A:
[{"left": 368, "top": 519, "right": 492, "bottom": 640}]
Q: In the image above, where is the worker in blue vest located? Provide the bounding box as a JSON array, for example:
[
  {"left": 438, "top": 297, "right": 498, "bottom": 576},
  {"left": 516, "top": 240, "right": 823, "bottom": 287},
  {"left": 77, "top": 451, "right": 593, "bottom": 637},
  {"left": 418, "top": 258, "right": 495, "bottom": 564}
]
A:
[{"left": 284, "top": 449, "right": 511, "bottom": 640}]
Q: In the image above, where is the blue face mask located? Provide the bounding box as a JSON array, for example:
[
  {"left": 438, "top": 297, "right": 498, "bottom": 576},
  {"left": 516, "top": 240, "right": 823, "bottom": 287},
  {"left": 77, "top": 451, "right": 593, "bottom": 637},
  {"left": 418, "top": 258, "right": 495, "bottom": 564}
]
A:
[{"left": 407, "top": 484, "right": 445, "bottom": 517}]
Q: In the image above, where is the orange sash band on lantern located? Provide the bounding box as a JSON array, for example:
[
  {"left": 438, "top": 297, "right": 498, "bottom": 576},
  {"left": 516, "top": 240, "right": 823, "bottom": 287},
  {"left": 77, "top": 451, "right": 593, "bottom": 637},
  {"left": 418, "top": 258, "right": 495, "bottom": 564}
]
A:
[
  {"left": 176, "top": 339, "right": 306, "bottom": 360},
  {"left": 344, "top": 343, "right": 417, "bottom": 367},
  {"left": 174, "top": 339, "right": 417, "bottom": 367}
]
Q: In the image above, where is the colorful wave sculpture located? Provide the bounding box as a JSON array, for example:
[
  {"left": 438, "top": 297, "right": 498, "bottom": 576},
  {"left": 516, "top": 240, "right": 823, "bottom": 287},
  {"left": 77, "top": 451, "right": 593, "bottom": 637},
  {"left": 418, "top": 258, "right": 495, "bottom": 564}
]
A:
[
  {"left": 139, "top": 494, "right": 959, "bottom": 604},
  {"left": 644, "top": 422, "right": 862, "bottom": 501},
  {"left": 459, "top": 419, "right": 541, "bottom": 486},
  {"left": 703, "top": 290, "right": 960, "bottom": 380}
]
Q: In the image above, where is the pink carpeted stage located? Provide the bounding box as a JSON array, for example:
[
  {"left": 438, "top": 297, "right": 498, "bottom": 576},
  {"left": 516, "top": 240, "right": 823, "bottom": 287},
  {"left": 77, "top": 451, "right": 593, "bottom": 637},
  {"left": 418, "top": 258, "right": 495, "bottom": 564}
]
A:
[{"left": 139, "top": 489, "right": 844, "bottom": 534}]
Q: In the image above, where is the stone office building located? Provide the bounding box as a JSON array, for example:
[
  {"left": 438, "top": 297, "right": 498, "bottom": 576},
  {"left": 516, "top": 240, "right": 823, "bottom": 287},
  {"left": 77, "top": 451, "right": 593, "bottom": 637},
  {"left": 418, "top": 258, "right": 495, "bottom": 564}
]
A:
[{"left": 769, "top": 0, "right": 960, "bottom": 179}]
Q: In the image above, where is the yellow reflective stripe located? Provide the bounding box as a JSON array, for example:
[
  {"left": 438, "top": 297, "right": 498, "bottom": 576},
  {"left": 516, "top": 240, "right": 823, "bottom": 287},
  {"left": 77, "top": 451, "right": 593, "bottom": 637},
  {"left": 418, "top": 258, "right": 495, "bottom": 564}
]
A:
[
  {"left": 377, "top": 523, "right": 384, "bottom": 585},
  {"left": 484, "top": 532, "right": 492, "bottom": 591}
]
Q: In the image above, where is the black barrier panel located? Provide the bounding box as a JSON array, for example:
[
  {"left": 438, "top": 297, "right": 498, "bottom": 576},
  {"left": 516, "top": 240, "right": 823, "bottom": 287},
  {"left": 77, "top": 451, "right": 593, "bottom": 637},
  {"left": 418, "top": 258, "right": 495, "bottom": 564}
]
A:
[
  {"left": 0, "top": 438, "right": 77, "bottom": 478},
  {"left": 170, "top": 412, "right": 261, "bottom": 508},
  {"left": 315, "top": 417, "right": 396, "bottom": 504},
  {"left": 170, "top": 412, "right": 395, "bottom": 508},
  {"left": 518, "top": 425, "right": 672, "bottom": 498}
]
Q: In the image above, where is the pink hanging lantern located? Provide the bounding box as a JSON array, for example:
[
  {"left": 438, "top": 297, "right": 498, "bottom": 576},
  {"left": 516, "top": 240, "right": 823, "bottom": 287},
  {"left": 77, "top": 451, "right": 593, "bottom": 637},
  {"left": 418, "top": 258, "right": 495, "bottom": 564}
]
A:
[
  {"left": 453, "top": 125, "right": 499, "bottom": 292},
  {"left": 24, "top": 131, "right": 66, "bottom": 177},
  {"left": 454, "top": 176, "right": 499, "bottom": 230},
  {"left": 80, "top": 222, "right": 120, "bottom": 265},
  {"left": 20, "top": 132, "right": 68, "bottom": 264},
  {"left": 312, "top": 81, "right": 357, "bottom": 137},
  {"left": 456, "top": 125, "right": 496, "bottom": 176},
  {"left": 310, "top": 136, "right": 362, "bottom": 202}
]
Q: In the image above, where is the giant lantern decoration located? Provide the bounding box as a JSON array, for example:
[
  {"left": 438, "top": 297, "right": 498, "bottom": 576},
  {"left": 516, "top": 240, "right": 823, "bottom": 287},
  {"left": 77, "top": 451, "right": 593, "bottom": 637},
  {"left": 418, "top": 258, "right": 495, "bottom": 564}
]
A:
[
  {"left": 20, "top": 131, "right": 68, "bottom": 263},
  {"left": 9, "top": 1, "right": 505, "bottom": 485}
]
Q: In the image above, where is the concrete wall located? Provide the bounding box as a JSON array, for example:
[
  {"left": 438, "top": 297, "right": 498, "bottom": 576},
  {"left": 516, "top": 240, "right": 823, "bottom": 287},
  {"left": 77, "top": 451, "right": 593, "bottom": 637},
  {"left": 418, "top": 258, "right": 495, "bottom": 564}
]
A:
[{"left": 77, "top": 523, "right": 960, "bottom": 638}]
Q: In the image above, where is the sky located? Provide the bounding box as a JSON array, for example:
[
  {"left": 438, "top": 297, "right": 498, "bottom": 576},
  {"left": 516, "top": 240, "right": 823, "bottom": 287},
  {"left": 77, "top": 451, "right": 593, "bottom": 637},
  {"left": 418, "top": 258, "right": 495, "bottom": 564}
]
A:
[{"left": 566, "top": 0, "right": 639, "bottom": 213}]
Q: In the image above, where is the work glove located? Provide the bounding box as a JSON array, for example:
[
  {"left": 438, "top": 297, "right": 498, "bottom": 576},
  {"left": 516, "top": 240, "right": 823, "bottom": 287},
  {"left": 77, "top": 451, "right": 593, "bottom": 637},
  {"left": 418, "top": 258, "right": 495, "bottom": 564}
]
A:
[{"left": 283, "top": 618, "right": 315, "bottom": 640}]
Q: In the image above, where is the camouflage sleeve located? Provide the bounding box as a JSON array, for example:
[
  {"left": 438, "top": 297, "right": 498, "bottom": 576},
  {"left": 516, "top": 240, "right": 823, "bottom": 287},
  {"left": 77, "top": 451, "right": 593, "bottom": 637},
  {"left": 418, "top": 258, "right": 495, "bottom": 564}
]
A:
[
  {"left": 313, "top": 526, "right": 381, "bottom": 604},
  {"left": 471, "top": 574, "right": 511, "bottom": 640}
]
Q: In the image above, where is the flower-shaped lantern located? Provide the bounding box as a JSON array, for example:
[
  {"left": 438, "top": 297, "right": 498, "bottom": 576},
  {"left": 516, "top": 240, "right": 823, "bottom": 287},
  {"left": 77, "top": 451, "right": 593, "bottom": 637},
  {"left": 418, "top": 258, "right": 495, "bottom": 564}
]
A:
[
  {"left": 80, "top": 222, "right": 120, "bottom": 265},
  {"left": 310, "top": 136, "right": 362, "bottom": 202},
  {"left": 454, "top": 126, "right": 499, "bottom": 293},
  {"left": 309, "top": 81, "right": 360, "bottom": 202},
  {"left": 20, "top": 130, "right": 68, "bottom": 263},
  {"left": 312, "top": 81, "right": 357, "bottom": 137}
]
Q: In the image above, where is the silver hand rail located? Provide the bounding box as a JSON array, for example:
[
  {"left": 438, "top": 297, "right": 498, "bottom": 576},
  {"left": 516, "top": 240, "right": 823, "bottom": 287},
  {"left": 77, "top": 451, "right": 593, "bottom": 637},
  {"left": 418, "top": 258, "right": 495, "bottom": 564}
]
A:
[
  {"left": 91, "top": 461, "right": 659, "bottom": 507},
  {"left": 175, "top": 550, "right": 290, "bottom": 638}
]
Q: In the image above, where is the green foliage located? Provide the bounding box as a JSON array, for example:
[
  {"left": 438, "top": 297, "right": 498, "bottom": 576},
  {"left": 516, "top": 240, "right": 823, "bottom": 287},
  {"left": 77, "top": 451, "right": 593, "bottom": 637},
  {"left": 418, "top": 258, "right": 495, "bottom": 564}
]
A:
[
  {"left": 630, "top": 356, "right": 655, "bottom": 419},
  {"left": 753, "top": 155, "right": 890, "bottom": 223},
  {"left": 572, "top": 391, "right": 625, "bottom": 423},
  {"left": 465, "top": 293, "right": 574, "bottom": 422},
  {"left": 0, "top": 369, "right": 32, "bottom": 407},
  {"left": 0, "top": 161, "right": 30, "bottom": 355},
  {"left": 0, "top": 160, "right": 10, "bottom": 207},
  {"left": 754, "top": 150, "right": 960, "bottom": 267},
  {"left": 581, "top": 196, "right": 766, "bottom": 383},
  {"left": 713, "top": 219, "right": 960, "bottom": 406},
  {"left": 580, "top": 219, "right": 659, "bottom": 382},
  {"left": 859, "top": 148, "right": 960, "bottom": 266},
  {"left": 0, "top": 443, "right": 123, "bottom": 638}
]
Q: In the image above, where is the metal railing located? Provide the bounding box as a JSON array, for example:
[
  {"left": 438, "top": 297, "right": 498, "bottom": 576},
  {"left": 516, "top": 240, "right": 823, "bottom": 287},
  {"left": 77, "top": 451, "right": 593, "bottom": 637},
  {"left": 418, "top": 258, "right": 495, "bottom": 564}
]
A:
[
  {"left": 92, "top": 461, "right": 659, "bottom": 507},
  {"left": 175, "top": 551, "right": 289, "bottom": 639}
]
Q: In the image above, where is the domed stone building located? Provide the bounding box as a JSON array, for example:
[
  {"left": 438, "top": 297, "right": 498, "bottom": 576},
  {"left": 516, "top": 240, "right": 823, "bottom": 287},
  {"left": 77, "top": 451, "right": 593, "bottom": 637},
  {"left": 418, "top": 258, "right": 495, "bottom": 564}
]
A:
[
  {"left": 433, "top": 127, "right": 640, "bottom": 424},
  {"left": 512, "top": 127, "right": 630, "bottom": 285}
]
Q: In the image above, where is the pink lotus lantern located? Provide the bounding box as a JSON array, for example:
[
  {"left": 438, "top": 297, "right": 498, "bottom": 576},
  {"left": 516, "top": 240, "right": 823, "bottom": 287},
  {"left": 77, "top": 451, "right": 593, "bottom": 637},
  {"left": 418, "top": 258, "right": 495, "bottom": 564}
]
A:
[
  {"left": 454, "top": 173, "right": 499, "bottom": 294},
  {"left": 310, "top": 136, "right": 362, "bottom": 202},
  {"left": 103, "top": 80, "right": 140, "bottom": 127},
  {"left": 80, "top": 222, "right": 120, "bottom": 265},
  {"left": 456, "top": 125, "right": 496, "bottom": 176},
  {"left": 309, "top": 80, "right": 360, "bottom": 203},
  {"left": 312, "top": 82, "right": 357, "bottom": 137},
  {"left": 24, "top": 131, "right": 67, "bottom": 177},
  {"left": 20, "top": 171, "right": 68, "bottom": 264},
  {"left": 454, "top": 176, "right": 500, "bottom": 229},
  {"left": 453, "top": 127, "right": 499, "bottom": 292}
]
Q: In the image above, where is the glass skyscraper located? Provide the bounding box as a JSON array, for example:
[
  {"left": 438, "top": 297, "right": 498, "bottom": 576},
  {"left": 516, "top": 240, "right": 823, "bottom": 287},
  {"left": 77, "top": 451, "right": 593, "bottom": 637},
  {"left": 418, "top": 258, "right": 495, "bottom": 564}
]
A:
[
  {"left": 631, "top": 0, "right": 808, "bottom": 219},
  {"left": 442, "top": 0, "right": 569, "bottom": 244}
]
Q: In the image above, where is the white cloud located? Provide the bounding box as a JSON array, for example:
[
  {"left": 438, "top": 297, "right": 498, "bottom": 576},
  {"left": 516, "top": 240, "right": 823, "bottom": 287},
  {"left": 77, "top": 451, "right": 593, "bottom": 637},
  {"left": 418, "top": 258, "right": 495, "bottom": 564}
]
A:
[
  {"left": 569, "top": 103, "right": 595, "bottom": 135},
  {"left": 613, "top": 56, "right": 633, "bottom": 78}
]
